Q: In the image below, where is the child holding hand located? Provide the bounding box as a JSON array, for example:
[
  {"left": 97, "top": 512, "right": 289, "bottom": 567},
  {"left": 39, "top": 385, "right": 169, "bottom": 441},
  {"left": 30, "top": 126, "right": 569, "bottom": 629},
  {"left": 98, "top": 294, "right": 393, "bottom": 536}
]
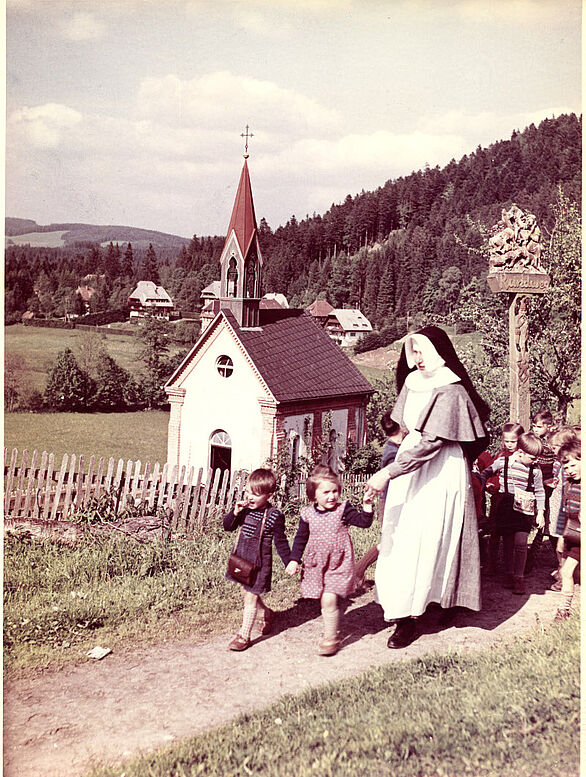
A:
[
  {"left": 286, "top": 465, "right": 376, "bottom": 656},
  {"left": 224, "top": 468, "right": 291, "bottom": 652}
]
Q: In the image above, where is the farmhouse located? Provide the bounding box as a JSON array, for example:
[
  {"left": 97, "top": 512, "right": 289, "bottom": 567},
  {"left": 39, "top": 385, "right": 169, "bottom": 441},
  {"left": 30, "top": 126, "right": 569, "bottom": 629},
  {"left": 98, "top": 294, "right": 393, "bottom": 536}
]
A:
[
  {"left": 165, "top": 155, "right": 374, "bottom": 477},
  {"left": 306, "top": 299, "right": 373, "bottom": 348},
  {"left": 128, "top": 280, "right": 174, "bottom": 320},
  {"left": 325, "top": 308, "right": 373, "bottom": 347}
]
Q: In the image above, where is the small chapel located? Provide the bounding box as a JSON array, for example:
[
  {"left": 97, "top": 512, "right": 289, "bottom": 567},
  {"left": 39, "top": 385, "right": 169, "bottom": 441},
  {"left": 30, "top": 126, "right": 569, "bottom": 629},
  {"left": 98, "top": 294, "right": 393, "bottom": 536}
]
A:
[{"left": 164, "top": 150, "right": 374, "bottom": 478}]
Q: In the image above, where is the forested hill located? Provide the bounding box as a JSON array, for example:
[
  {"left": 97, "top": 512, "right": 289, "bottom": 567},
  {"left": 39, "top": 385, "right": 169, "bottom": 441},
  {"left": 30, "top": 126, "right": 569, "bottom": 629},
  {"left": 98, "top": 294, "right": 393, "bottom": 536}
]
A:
[
  {"left": 4, "top": 113, "right": 581, "bottom": 327},
  {"left": 259, "top": 113, "right": 581, "bottom": 329},
  {"left": 5, "top": 219, "right": 190, "bottom": 249}
]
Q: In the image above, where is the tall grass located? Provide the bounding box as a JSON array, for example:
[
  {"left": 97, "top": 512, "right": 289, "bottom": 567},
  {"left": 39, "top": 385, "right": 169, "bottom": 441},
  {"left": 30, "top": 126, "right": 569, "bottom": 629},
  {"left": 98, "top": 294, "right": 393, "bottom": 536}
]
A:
[
  {"left": 88, "top": 614, "right": 579, "bottom": 777},
  {"left": 3, "top": 511, "right": 381, "bottom": 672}
]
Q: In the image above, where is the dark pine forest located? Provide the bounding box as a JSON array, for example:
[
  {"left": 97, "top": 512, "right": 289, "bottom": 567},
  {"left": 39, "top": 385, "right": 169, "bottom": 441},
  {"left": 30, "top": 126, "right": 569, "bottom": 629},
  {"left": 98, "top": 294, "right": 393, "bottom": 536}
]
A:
[{"left": 5, "top": 113, "right": 581, "bottom": 335}]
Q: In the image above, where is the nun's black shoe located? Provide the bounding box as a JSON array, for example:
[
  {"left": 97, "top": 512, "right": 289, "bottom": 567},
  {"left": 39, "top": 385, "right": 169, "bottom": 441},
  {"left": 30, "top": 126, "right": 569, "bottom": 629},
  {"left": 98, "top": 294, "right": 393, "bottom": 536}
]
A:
[{"left": 387, "top": 618, "right": 417, "bottom": 649}]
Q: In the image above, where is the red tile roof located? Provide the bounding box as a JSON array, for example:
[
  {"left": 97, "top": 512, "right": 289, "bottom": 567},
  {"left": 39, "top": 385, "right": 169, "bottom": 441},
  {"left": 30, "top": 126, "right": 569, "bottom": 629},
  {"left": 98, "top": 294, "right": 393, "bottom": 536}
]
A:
[
  {"left": 306, "top": 299, "right": 334, "bottom": 317},
  {"left": 227, "top": 309, "right": 373, "bottom": 403}
]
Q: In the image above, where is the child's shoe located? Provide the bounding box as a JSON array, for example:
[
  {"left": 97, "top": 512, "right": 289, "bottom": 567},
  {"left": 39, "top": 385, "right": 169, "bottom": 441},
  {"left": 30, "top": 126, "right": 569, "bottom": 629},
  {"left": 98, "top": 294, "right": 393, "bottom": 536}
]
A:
[
  {"left": 512, "top": 576, "right": 526, "bottom": 595},
  {"left": 228, "top": 634, "right": 251, "bottom": 651},
  {"left": 259, "top": 608, "right": 275, "bottom": 635},
  {"left": 554, "top": 608, "right": 571, "bottom": 621},
  {"left": 318, "top": 637, "right": 340, "bottom": 656}
]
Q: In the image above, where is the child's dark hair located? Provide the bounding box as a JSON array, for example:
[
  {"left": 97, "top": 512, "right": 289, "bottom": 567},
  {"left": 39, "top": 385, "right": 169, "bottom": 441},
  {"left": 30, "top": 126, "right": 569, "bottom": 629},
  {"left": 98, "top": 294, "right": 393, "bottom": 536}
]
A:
[
  {"left": 559, "top": 439, "right": 581, "bottom": 462},
  {"left": 247, "top": 468, "right": 277, "bottom": 495},
  {"left": 306, "top": 464, "right": 340, "bottom": 501},
  {"left": 517, "top": 432, "right": 543, "bottom": 457},
  {"left": 502, "top": 422, "right": 524, "bottom": 437},
  {"left": 532, "top": 408, "right": 553, "bottom": 425},
  {"left": 381, "top": 411, "right": 400, "bottom": 437}
]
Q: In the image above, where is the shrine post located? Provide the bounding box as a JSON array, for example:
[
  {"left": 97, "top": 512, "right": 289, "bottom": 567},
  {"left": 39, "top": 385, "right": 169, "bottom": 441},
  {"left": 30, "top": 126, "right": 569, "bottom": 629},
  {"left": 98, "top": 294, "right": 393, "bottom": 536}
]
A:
[{"left": 486, "top": 205, "right": 550, "bottom": 431}]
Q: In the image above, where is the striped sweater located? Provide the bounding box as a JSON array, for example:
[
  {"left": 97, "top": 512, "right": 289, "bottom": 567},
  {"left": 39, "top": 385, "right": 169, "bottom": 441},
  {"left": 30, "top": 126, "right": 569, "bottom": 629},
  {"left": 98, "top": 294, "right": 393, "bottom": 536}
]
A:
[
  {"left": 556, "top": 475, "right": 581, "bottom": 536},
  {"left": 479, "top": 454, "right": 545, "bottom": 510}
]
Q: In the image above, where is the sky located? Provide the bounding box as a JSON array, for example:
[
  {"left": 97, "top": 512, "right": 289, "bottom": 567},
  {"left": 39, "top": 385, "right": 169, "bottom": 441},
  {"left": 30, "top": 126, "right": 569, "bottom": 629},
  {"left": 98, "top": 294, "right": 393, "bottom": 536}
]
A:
[{"left": 5, "top": 0, "right": 582, "bottom": 238}]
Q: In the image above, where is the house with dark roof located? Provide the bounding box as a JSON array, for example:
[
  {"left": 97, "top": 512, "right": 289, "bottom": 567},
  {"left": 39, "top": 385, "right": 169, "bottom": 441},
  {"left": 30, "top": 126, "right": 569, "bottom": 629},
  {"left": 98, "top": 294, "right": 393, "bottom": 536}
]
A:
[{"left": 165, "top": 154, "right": 373, "bottom": 477}]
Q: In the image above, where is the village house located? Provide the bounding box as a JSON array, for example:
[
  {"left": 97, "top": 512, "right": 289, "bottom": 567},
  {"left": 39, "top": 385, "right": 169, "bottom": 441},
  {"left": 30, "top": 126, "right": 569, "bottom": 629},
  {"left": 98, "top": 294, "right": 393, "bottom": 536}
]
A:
[
  {"left": 325, "top": 308, "right": 373, "bottom": 347},
  {"left": 306, "top": 299, "right": 373, "bottom": 348},
  {"left": 165, "top": 155, "right": 374, "bottom": 478},
  {"left": 128, "top": 280, "right": 174, "bottom": 321}
]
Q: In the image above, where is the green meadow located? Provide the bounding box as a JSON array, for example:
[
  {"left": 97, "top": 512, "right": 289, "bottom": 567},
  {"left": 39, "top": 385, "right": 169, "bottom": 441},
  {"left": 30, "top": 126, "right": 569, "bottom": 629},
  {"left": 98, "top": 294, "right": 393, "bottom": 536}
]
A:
[
  {"left": 4, "top": 323, "right": 183, "bottom": 393},
  {"left": 4, "top": 411, "right": 169, "bottom": 464}
]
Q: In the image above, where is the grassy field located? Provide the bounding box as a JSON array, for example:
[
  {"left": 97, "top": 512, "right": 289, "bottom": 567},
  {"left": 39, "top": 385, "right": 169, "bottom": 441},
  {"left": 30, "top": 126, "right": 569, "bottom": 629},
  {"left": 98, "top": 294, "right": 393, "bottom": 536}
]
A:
[
  {"left": 4, "top": 324, "right": 185, "bottom": 393},
  {"left": 88, "top": 615, "right": 579, "bottom": 777},
  {"left": 4, "top": 411, "right": 169, "bottom": 464},
  {"left": 6, "top": 230, "right": 69, "bottom": 247}
]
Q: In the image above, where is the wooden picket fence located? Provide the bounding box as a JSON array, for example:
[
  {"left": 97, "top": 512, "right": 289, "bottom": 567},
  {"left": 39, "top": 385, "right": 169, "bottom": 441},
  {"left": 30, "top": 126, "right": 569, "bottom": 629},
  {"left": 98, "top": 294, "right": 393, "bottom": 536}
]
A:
[
  {"left": 3, "top": 448, "right": 248, "bottom": 535},
  {"left": 4, "top": 448, "right": 375, "bottom": 538}
]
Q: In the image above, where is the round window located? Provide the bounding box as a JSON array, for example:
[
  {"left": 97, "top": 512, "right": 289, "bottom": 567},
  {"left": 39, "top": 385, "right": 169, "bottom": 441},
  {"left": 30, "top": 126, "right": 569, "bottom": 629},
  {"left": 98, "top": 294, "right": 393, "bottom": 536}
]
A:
[{"left": 216, "top": 355, "right": 234, "bottom": 378}]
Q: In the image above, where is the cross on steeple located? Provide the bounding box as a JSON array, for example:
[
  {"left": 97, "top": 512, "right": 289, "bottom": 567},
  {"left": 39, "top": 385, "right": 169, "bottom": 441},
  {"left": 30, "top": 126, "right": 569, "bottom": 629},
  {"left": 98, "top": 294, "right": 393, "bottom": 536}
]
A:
[{"left": 240, "top": 124, "right": 254, "bottom": 157}]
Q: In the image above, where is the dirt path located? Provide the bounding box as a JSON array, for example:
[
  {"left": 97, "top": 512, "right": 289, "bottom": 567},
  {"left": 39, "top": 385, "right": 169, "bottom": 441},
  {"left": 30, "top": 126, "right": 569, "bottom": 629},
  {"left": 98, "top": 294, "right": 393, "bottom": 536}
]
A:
[{"left": 4, "top": 564, "right": 573, "bottom": 777}]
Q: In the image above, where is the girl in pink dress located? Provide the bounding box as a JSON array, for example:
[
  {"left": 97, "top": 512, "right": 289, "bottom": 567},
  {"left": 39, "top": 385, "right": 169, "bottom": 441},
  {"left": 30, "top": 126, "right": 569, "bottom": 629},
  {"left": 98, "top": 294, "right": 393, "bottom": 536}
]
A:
[{"left": 286, "top": 465, "right": 375, "bottom": 656}]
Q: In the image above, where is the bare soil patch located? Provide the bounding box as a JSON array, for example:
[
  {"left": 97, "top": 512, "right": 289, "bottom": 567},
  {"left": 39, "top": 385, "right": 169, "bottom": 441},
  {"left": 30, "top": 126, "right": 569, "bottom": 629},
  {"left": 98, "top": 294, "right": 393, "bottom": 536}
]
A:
[{"left": 4, "top": 559, "right": 573, "bottom": 777}]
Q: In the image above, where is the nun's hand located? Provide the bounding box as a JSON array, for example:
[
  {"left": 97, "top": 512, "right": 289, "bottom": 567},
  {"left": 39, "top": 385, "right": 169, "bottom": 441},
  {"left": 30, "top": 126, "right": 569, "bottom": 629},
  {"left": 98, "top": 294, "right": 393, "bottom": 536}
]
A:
[{"left": 367, "top": 468, "right": 392, "bottom": 493}]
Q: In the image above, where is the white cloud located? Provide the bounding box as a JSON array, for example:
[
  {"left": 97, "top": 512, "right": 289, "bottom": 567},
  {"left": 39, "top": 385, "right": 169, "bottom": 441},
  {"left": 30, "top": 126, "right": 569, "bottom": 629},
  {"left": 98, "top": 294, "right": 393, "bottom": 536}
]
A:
[
  {"left": 418, "top": 107, "right": 580, "bottom": 147},
  {"left": 59, "top": 11, "right": 106, "bottom": 40},
  {"left": 136, "top": 71, "right": 341, "bottom": 136},
  {"left": 453, "top": 0, "right": 563, "bottom": 24},
  {"left": 403, "top": 0, "right": 567, "bottom": 25},
  {"left": 8, "top": 103, "right": 83, "bottom": 148}
]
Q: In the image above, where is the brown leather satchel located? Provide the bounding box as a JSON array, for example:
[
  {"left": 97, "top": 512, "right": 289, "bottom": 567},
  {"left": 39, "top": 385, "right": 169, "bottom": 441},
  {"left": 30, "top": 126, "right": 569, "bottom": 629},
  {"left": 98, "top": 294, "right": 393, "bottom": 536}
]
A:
[{"left": 227, "top": 509, "right": 267, "bottom": 586}]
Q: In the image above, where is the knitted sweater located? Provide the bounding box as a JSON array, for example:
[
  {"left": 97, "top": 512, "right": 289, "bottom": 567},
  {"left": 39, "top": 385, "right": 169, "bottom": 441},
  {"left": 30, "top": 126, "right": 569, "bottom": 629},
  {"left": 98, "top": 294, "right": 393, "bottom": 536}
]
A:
[
  {"left": 479, "top": 454, "right": 545, "bottom": 510},
  {"left": 556, "top": 476, "right": 581, "bottom": 536}
]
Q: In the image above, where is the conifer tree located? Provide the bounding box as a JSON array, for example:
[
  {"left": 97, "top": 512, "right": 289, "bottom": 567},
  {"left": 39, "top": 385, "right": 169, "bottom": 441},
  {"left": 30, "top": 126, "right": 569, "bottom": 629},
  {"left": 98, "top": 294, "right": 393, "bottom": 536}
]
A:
[{"left": 44, "top": 349, "right": 95, "bottom": 411}]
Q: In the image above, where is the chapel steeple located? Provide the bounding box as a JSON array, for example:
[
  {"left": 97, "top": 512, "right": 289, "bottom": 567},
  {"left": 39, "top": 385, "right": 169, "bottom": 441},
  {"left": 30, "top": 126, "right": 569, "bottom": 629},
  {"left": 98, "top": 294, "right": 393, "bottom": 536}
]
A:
[{"left": 219, "top": 131, "right": 263, "bottom": 328}]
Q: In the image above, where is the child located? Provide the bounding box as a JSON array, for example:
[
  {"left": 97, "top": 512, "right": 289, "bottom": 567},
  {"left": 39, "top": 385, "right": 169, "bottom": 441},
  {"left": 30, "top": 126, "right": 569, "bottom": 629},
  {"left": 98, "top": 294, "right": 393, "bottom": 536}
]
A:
[
  {"left": 286, "top": 465, "right": 376, "bottom": 656},
  {"left": 554, "top": 439, "right": 581, "bottom": 620},
  {"left": 547, "top": 427, "right": 580, "bottom": 589},
  {"left": 354, "top": 412, "right": 405, "bottom": 589},
  {"left": 479, "top": 432, "right": 545, "bottom": 594},
  {"left": 525, "top": 409, "right": 556, "bottom": 571},
  {"left": 482, "top": 423, "right": 524, "bottom": 574},
  {"left": 223, "top": 468, "right": 291, "bottom": 651}
]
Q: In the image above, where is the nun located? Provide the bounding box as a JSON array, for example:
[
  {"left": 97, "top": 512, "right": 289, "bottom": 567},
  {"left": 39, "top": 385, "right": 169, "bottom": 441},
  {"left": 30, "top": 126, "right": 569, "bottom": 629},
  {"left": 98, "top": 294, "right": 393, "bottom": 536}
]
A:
[{"left": 367, "top": 326, "right": 490, "bottom": 648}]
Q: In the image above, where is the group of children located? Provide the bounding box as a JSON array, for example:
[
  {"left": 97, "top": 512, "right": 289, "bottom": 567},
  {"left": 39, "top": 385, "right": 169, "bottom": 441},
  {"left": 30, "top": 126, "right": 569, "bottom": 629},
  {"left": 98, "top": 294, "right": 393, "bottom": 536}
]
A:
[
  {"left": 223, "top": 408, "right": 580, "bottom": 656},
  {"left": 475, "top": 409, "right": 581, "bottom": 620}
]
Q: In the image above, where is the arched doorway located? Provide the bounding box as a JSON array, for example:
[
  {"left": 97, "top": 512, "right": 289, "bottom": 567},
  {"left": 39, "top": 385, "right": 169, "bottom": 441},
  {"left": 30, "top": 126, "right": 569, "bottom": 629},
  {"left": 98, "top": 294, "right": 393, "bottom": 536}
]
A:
[{"left": 209, "top": 429, "right": 232, "bottom": 474}]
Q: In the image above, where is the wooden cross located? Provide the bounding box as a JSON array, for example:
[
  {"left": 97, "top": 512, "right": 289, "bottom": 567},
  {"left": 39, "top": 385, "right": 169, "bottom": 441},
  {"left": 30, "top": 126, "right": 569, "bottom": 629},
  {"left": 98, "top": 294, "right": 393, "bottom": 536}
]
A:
[{"left": 241, "top": 124, "right": 254, "bottom": 156}]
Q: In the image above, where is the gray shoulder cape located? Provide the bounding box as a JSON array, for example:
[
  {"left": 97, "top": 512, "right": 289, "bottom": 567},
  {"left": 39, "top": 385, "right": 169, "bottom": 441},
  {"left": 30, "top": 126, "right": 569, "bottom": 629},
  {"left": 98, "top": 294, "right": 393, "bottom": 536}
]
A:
[{"left": 391, "top": 382, "right": 487, "bottom": 443}]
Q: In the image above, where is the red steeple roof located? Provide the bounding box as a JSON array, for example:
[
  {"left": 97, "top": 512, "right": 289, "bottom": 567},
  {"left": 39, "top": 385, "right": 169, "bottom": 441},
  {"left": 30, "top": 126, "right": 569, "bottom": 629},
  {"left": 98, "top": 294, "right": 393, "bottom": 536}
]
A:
[{"left": 224, "top": 158, "right": 258, "bottom": 258}]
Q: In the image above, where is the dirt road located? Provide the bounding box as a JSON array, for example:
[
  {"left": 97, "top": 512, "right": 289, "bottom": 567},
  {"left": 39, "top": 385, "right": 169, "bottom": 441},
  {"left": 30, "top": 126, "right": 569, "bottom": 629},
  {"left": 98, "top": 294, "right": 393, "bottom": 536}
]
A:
[{"left": 4, "top": 564, "right": 572, "bottom": 777}]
